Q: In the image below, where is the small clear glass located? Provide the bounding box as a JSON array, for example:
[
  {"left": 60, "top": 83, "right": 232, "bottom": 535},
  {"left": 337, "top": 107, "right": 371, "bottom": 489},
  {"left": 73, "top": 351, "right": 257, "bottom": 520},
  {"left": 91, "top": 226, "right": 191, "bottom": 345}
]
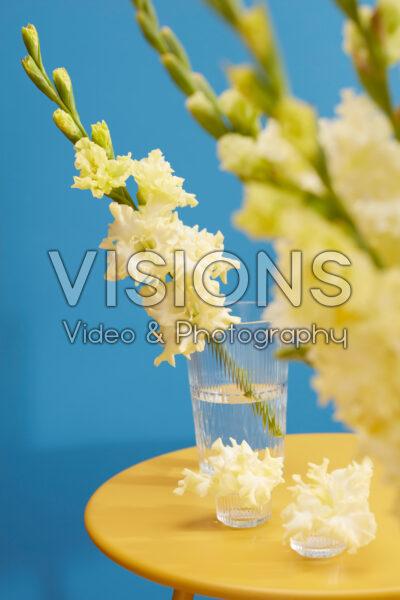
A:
[
  {"left": 216, "top": 494, "right": 272, "bottom": 528},
  {"left": 188, "top": 302, "right": 288, "bottom": 474},
  {"left": 290, "top": 535, "right": 347, "bottom": 558}
]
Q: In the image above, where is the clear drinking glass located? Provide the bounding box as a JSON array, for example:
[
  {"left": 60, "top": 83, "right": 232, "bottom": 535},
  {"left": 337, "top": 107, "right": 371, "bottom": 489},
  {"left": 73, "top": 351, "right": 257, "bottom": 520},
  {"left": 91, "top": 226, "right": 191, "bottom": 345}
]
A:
[
  {"left": 187, "top": 302, "right": 288, "bottom": 474},
  {"left": 216, "top": 494, "right": 272, "bottom": 528}
]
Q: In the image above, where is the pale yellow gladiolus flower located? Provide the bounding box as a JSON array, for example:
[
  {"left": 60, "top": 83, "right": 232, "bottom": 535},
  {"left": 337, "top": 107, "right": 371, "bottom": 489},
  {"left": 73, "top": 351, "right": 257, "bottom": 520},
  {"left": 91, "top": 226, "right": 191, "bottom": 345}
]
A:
[
  {"left": 72, "top": 138, "right": 133, "bottom": 198},
  {"left": 174, "top": 438, "right": 284, "bottom": 507},
  {"left": 281, "top": 458, "right": 376, "bottom": 554}
]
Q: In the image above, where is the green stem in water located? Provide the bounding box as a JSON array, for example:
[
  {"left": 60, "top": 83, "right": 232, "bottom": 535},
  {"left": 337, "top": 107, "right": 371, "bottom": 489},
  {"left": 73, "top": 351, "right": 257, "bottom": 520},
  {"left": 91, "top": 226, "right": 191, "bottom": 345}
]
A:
[{"left": 209, "top": 339, "right": 282, "bottom": 437}]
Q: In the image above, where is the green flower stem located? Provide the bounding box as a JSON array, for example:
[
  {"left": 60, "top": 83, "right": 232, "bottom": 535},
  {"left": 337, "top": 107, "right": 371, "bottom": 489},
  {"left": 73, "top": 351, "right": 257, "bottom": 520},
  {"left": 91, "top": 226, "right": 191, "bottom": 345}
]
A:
[
  {"left": 207, "top": 1, "right": 288, "bottom": 101},
  {"left": 109, "top": 187, "right": 138, "bottom": 210},
  {"left": 21, "top": 25, "right": 137, "bottom": 211},
  {"left": 132, "top": 0, "right": 232, "bottom": 138},
  {"left": 133, "top": 0, "right": 384, "bottom": 269},
  {"left": 209, "top": 339, "right": 282, "bottom": 437}
]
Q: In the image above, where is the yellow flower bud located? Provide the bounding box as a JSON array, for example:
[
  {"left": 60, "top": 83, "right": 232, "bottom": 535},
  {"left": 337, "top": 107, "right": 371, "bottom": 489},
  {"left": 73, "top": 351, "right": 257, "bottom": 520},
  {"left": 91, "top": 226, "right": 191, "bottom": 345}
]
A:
[
  {"left": 219, "top": 89, "right": 260, "bottom": 136},
  {"left": 218, "top": 133, "right": 271, "bottom": 181},
  {"left": 239, "top": 6, "right": 273, "bottom": 66},
  {"left": 21, "top": 24, "right": 41, "bottom": 66},
  {"left": 161, "top": 26, "right": 191, "bottom": 71},
  {"left": 228, "top": 65, "right": 276, "bottom": 114},
  {"left": 275, "top": 97, "right": 319, "bottom": 162},
  {"left": 136, "top": 11, "right": 166, "bottom": 54},
  {"left": 21, "top": 56, "right": 59, "bottom": 103},
  {"left": 53, "top": 109, "right": 82, "bottom": 143},
  {"left": 192, "top": 73, "right": 218, "bottom": 105},
  {"left": 239, "top": 6, "right": 286, "bottom": 98},
  {"left": 186, "top": 91, "right": 229, "bottom": 138},
  {"left": 378, "top": 0, "right": 400, "bottom": 64},
  {"left": 91, "top": 121, "right": 114, "bottom": 159},
  {"left": 202, "top": 0, "right": 240, "bottom": 26},
  {"left": 53, "top": 67, "right": 76, "bottom": 111},
  {"left": 161, "top": 53, "right": 196, "bottom": 96}
]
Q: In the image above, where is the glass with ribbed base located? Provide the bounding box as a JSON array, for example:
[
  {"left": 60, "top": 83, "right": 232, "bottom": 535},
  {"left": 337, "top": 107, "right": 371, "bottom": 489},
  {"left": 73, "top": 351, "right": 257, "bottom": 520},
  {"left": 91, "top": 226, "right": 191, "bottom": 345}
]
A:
[
  {"left": 216, "top": 494, "right": 272, "bottom": 528},
  {"left": 188, "top": 302, "right": 288, "bottom": 474},
  {"left": 290, "top": 535, "right": 347, "bottom": 558}
]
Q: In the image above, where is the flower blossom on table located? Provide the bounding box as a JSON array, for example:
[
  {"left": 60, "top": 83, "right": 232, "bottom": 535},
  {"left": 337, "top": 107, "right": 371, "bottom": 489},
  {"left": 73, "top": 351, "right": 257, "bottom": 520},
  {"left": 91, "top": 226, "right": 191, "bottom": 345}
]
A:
[
  {"left": 174, "top": 438, "right": 284, "bottom": 507},
  {"left": 281, "top": 457, "right": 376, "bottom": 554},
  {"left": 72, "top": 138, "right": 133, "bottom": 198}
]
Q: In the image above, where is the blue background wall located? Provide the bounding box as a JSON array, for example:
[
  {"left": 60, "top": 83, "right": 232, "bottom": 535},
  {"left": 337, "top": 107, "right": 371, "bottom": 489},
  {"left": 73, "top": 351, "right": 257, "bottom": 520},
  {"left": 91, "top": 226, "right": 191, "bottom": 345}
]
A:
[{"left": 1, "top": 1, "right": 355, "bottom": 598}]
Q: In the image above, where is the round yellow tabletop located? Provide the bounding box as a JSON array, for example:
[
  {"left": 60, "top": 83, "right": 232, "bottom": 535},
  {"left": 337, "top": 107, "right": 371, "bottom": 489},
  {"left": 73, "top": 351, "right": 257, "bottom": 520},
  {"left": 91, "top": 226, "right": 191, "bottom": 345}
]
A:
[{"left": 85, "top": 434, "right": 400, "bottom": 600}]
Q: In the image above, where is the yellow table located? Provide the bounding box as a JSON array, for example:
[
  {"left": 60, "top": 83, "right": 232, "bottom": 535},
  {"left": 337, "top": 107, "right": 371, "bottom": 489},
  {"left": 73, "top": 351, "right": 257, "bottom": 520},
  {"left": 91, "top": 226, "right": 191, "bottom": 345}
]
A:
[{"left": 85, "top": 434, "right": 400, "bottom": 599}]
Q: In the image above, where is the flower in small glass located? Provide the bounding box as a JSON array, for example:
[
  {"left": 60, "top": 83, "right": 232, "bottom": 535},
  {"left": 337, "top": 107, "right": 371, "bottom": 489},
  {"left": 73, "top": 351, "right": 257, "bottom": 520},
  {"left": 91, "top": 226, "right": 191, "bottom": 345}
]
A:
[
  {"left": 281, "top": 457, "right": 376, "bottom": 554},
  {"left": 174, "top": 438, "right": 284, "bottom": 507}
]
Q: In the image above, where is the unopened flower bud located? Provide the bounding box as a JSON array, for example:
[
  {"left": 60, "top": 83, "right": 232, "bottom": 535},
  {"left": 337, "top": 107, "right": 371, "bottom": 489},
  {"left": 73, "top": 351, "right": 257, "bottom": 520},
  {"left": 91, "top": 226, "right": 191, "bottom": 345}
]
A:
[
  {"left": 377, "top": 0, "right": 400, "bottom": 65},
  {"left": 239, "top": 6, "right": 273, "bottom": 66},
  {"left": 91, "top": 121, "right": 114, "bottom": 159},
  {"left": 219, "top": 89, "right": 260, "bottom": 136},
  {"left": 136, "top": 11, "right": 166, "bottom": 54},
  {"left": 161, "top": 26, "right": 191, "bottom": 71},
  {"left": 53, "top": 67, "right": 76, "bottom": 111},
  {"left": 276, "top": 97, "right": 319, "bottom": 161},
  {"left": 53, "top": 109, "right": 82, "bottom": 143},
  {"left": 239, "top": 6, "right": 286, "bottom": 98},
  {"left": 21, "top": 56, "right": 59, "bottom": 103},
  {"left": 162, "top": 53, "right": 196, "bottom": 96},
  {"left": 218, "top": 133, "right": 271, "bottom": 181},
  {"left": 133, "top": 0, "right": 159, "bottom": 27},
  {"left": 192, "top": 73, "right": 218, "bottom": 107},
  {"left": 186, "top": 91, "right": 229, "bottom": 138},
  {"left": 203, "top": 0, "right": 240, "bottom": 26},
  {"left": 21, "top": 24, "right": 41, "bottom": 67},
  {"left": 228, "top": 65, "right": 276, "bottom": 114}
]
